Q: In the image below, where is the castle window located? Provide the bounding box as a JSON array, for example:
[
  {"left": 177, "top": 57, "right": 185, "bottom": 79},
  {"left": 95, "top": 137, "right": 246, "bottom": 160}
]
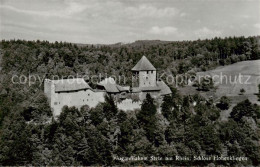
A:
[
  {"left": 88, "top": 94, "right": 90, "bottom": 96},
  {"left": 54, "top": 102, "right": 58, "bottom": 105},
  {"left": 151, "top": 71, "right": 153, "bottom": 74},
  {"left": 147, "top": 71, "right": 149, "bottom": 74},
  {"left": 146, "top": 77, "right": 148, "bottom": 80}
]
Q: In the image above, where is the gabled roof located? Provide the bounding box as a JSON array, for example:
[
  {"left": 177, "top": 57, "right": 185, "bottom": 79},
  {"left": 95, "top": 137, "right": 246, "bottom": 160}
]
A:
[
  {"left": 97, "top": 77, "right": 129, "bottom": 93},
  {"left": 157, "top": 80, "right": 172, "bottom": 95},
  {"left": 131, "top": 56, "right": 156, "bottom": 71},
  {"left": 140, "top": 86, "right": 161, "bottom": 92},
  {"left": 131, "top": 81, "right": 172, "bottom": 95},
  {"left": 98, "top": 78, "right": 119, "bottom": 93},
  {"left": 117, "top": 85, "right": 130, "bottom": 92},
  {"left": 53, "top": 78, "right": 92, "bottom": 92},
  {"left": 131, "top": 86, "right": 160, "bottom": 93}
]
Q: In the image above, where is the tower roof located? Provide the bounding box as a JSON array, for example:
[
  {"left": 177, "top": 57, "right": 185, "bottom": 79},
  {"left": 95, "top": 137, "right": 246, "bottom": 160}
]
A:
[{"left": 131, "top": 56, "right": 156, "bottom": 71}]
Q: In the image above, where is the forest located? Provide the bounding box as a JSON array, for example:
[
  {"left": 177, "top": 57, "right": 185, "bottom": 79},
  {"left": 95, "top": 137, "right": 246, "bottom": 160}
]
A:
[{"left": 0, "top": 36, "right": 260, "bottom": 166}]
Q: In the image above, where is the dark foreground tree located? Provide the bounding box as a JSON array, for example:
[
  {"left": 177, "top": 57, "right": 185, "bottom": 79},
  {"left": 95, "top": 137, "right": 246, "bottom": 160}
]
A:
[
  {"left": 258, "top": 84, "right": 260, "bottom": 101},
  {"left": 216, "top": 96, "right": 231, "bottom": 110},
  {"left": 137, "top": 93, "right": 157, "bottom": 142},
  {"left": 230, "top": 99, "right": 259, "bottom": 122}
]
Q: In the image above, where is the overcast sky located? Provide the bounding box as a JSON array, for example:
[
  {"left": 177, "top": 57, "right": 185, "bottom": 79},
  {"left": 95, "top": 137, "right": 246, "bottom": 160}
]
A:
[{"left": 0, "top": 0, "right": 259, "bottom": 44}]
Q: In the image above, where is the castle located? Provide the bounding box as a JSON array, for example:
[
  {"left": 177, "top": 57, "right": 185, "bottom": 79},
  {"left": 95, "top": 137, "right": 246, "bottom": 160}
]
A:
[{"left": 44, "top": 56, "right": 172, "bottom": 117}]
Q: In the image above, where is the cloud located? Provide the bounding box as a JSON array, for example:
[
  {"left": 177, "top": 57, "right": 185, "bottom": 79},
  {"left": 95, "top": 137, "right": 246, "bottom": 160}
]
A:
[
  {"left": 1, "top": 0, "right": 259, "bottom": 43},
  {"left": 125, "top": 4, "right": 178, "bottom": 19},
  {"left": 195, "top": 27, "right": 222, "bottom": 38},
  {"left": 180, "top": 12, "right": 187, "bottom": 17},
  {"left": 0, "top": 2, "right": 87, "bottom": 18},
  {"left": 253, "top": 23, "right": 260, "bottom": 29},
  {"left": 240, "top": 15, "right": 250, "bottom": 19},
  {"left": 148, "top": 26, "right": 178, "bottom": 35}
]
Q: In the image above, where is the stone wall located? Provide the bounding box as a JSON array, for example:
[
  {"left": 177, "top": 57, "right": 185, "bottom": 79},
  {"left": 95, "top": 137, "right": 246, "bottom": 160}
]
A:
[
  {"left": 117, "top": 98, "right": 142, "bottom": 111},
  {"left": 44, "top": 79, "right": 106, "bottom": 117},
  {"left": 51, "top": 90, "right": 105, "bottom": 117},
  {"left": 44, "top": 79, "right": 164, "bottom": 117},
  {"left": 139, "top": 91, "right": 161, "bottom": 101},
  {"left": 139, "top": 70, "right": 156, "bottom": 87}
]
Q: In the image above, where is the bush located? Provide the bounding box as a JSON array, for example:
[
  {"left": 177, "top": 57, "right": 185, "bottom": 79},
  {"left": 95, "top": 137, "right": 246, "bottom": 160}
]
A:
[{"left": 216, "top": 96, "right": 231, "bottom": 110}]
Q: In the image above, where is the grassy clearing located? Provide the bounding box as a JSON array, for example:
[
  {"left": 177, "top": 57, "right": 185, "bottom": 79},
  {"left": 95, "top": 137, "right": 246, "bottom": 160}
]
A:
[{"left": 180, "top": 60, "right": 260, "bottom": 105}]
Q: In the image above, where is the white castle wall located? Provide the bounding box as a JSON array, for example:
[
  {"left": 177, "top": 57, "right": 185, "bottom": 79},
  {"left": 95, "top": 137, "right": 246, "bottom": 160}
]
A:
[
  {"left": 139, "top": 91, "right": 161, "bottom": 101},
  {"left": 44, "top": 70, "right": 165, "bottom": 117},
  {"left": 139, "top": 70, "right": 156, "bottom": 87},
  {"left": 44, "top": 79, "right": 105, "bottom": 117},
  {"left": 52, "top": 90, "right": 105, "bottom": 117},
  {"left": 117, "top": 99, "right": 142, "bottom": 111}
]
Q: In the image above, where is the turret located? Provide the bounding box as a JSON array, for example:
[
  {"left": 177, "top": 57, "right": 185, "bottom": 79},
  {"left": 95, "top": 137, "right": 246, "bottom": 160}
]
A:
[{"left": 131, "top": 56, "right": 156, "bottom": 87}]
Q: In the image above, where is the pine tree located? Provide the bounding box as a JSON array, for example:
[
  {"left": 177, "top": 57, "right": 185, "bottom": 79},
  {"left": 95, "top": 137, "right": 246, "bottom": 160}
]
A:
[{"left": 137, "top": 93, "right": 157, "bottom": 142}]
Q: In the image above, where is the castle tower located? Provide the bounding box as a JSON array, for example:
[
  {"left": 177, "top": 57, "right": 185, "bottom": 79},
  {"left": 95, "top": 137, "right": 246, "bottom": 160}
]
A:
[{"left": 131, "top": 56, "right": 156, "bottom": 87}]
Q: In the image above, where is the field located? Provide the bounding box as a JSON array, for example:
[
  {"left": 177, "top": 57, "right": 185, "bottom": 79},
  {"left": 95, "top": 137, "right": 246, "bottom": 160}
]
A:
[
  {"left": 198, "top": 60, "right": 260, "bottom": 103},
  {"left": 179, "top": 60, "right": 260, "bottom": 120}
]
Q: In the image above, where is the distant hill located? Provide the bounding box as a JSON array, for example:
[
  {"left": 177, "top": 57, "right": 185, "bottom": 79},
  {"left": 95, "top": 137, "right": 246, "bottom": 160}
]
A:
[
  {"left": 76, "top": 36, "right": 260, "bottom": 48},
  {"left": 75, "top": 40, "right": 172, "bottom": 48},
  {"left": 125, "top": 40, "right": 172, "bottom": 47}
]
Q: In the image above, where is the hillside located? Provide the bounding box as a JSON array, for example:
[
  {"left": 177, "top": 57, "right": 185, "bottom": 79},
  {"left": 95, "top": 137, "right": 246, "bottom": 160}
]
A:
[
  {"left": 179, "top": 59, "right": 260, "bottom": 121},
  {"left": 1, "top": 36, "right": 259, "bottom": 78},
  {"left": 180, "top": 60, "right": 260, "bottom": 104},
  {"left": 0, "top": 37, "right": 260, "bottom": 166},
  {"left": 200, "top": 60, "right": 260, "bottom": 102}
]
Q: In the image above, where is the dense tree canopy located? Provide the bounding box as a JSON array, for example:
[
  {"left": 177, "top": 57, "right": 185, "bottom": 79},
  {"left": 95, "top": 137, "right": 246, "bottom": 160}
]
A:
[{"left": 0, "top": 37, "right": 260, "bottom": 165}]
